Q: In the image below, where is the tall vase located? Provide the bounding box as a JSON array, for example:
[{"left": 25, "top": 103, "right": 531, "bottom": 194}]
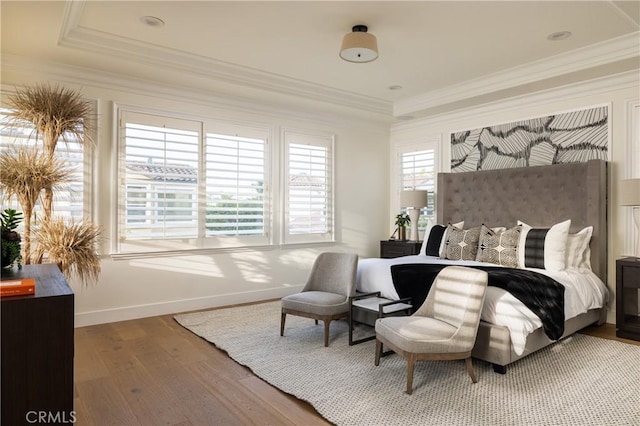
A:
[{"left": 398, "top": 226, "right": 407, "bottom": 241}]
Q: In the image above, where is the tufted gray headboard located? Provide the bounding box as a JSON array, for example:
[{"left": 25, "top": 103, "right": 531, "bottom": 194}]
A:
[{"left": 436, "top": 160, "right": 608, "bottom": 282}]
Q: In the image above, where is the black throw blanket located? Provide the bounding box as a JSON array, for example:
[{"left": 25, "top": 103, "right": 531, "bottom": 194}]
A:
[{"left": 390, "top": 264, "right": 565, "bottom": 341}]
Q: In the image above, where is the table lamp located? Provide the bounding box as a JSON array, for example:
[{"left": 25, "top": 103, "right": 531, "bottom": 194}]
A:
[
  {"left": 620, "top": 178, "right": 640, "bottom": 257},
  {"left": 400, "top": 190, "right": 429, "bottom": 242}
]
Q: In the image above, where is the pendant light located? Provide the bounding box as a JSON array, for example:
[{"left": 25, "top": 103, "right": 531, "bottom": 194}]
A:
[{"left": 340, "top": 25, "right": 378, "bottom": 63}]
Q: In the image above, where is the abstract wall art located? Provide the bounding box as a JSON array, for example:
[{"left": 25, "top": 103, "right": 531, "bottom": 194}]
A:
[{"left": 450, "top": 105, "right": 608, "bottom": 172}]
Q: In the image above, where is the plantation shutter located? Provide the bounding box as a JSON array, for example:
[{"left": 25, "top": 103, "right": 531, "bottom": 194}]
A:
[
  {"left": 284, "top": 130, "right": 334, "bottom": 244},
  {"left": 205, "top": 132, "right": 266, "bottom": 236},
  {"left": 119, "top": 112, "right": 200, "bottom": 240},
  {"left": 117, "top": 110, "right": 271, "bottom": 254},
  {"left": 401, "top": 149, "right": 436, "bottom": 228}
]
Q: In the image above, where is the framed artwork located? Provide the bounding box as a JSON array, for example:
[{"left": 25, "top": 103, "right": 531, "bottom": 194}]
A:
[{"left": 451, "top": 105, "right": 608, "bottom": 172}]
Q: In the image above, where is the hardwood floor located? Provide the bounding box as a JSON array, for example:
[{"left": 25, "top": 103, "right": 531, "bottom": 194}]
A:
[
  {"left": 75, "top": 307, "right": 637, "bottom": 425},
  {"left": 579, "top": 322, "right": 640, "bottom": 346},
  {"left": 74, "top": 306, "right": 330, "bottom": 426}
]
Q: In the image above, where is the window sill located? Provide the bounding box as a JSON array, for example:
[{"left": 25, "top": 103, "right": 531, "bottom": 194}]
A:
[{"left": 110, "top": 241, "right": 337, "bottom": 260}]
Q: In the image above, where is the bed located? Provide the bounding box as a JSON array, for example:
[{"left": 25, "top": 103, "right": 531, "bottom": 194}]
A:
[{"left": 357, "top": 159, "right": 609, "bottom": 373}]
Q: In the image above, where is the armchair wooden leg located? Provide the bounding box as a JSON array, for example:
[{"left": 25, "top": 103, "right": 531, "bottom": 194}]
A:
[
  {"left": 465, "top": 357, "right": 477, "bottom": 383},
  {"left": 323, "top": 320, "right": 330, "bottom": 347},
  {"left": 406, "top": 355, "right": 416, "bottom": 395},
  {"left": 375, "top": 339, "right": 382, "bottom": 366},
  {"left": 280, "top": 312, "right": 286, "bottom": 336}
]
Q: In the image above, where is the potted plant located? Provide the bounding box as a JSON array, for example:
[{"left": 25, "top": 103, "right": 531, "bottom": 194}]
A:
[
  {"left": 1, "top": 208, "right": 23, "bottom": 269},
  {"left": 395, "top": 213, "right": 411, "bottom": 241}
]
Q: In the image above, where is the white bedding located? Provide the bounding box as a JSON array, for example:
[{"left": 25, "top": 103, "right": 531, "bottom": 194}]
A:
[{"left": 356, "top": 255, "right": 609, "bottom": 355}]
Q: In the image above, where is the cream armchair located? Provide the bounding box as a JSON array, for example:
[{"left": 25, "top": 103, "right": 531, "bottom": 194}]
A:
[
  {"left": 280, "top": 252, "right": 358, "bottom": 347},
  {"left": 374, "top": 265, "right": 489, "bottom": 394}
]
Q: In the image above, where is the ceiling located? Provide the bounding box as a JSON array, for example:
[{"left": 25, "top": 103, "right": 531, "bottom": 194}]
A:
[{"left": 1, "top": 1, "right": 639, "bottom": 120}]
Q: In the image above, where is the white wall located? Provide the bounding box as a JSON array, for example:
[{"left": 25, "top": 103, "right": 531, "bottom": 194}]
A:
[
  {"left": 1, "top": 57, "right": 391, "bottom": 326},
  {"left": 391, "top": 70, "right": 640, "bottom": 324}
]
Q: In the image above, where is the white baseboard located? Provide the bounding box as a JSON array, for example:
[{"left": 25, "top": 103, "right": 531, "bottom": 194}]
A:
[
  {"left": 74, "top": 285, "right": 303, "bottom": 327},
  {"left": 606, "top": 309, "right": 615, "bottom": 325}
]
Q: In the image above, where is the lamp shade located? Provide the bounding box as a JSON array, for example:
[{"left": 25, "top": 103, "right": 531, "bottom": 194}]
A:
[
  {"left": 340, "top": 25, "right": 378, "bottom": 63},
  {"left": 620, "top": 179, "right": 640, "bottom": 206},
  {"left": 400, "top": 190, "right": 429, "bottom": 208}
]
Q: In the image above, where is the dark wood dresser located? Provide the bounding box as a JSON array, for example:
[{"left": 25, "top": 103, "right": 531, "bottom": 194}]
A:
[
  {"left": 380, "top": 240, "right": 422, "bottom": 258},
  {"left": 616, "top": 257, "right": 640, "bottom": 341},
  {"left": 1, "top": 264, "right": 75, "bottom": 424}
]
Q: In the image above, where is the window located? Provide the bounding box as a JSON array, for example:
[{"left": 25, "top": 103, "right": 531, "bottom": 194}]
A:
[
  {"left": 120, "top": 117, "right": 200, "bottom": 240},
  {"left": 0, "top": 107, "right": 90, "bottom": 221},
  {"left": 117, "top": 110, "right": 269, "bottom": 254},
  {"left": 394, "top": 140, "right": 439, "bottom": 233},
  {"left": 205, "top": 133, "right": 265, "bottom": 237},
  {"left": 283, "top": 129, "right": 334, "bottom": 244},
  {"left": 401, "top": 149, "right": 436, "bottom": 227}
]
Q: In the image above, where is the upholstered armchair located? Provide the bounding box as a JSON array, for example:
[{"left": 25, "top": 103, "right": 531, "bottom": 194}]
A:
[
  {"left": 280, "top": 252, "right": 358, "bottom": 347},
  {"left": 375, "top": 265, "right": 488, "bottom": 394}
]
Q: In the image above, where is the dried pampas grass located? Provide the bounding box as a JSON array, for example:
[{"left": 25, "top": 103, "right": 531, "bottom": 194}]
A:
[
  {"left": 2, "top": 83, "right": 102, "bottom": 285},
  {"left": 36, "top": 218, "right": 102, "bottom": 285},
  {"left": 5, "top": 83, "right": 94, "bottom": 157},
  {"left": 5, "top": 84, "right": 94, "bottom": 233},
  {"left": 0, "top": 147, "right": 73, "bottom": 263}
]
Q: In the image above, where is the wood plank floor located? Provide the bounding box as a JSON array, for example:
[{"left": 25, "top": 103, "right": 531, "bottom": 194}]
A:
[
  {"left": 75, "top": 306, "right": 638, "bottom": 425},
  {"left": 74, "top": 305, "right": 330, "bottom": 426}
]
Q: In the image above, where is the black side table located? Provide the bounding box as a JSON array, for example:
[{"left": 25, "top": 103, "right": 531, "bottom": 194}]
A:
[
  {"left": 380, "top": 240, "right": 422, "bottom": 258},
  {"left": 349, "top": 291, "right": 412, "bottom": 345},
  {"left": 616, "top": 257, "right": 640, "bottom": 341}
]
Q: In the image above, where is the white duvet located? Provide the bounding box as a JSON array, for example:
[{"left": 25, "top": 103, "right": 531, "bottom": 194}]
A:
[{"left": 356, "top": 255, "right": 609, "bottom": 355}]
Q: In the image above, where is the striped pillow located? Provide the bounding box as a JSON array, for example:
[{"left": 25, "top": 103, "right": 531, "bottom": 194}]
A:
[{"left": 517, "top": 219, "right": 571, "bottom": 271}]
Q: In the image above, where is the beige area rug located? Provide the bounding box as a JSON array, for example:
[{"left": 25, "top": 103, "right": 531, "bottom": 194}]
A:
[{"left": 175, "top": 301, "right": 640, "bottom": 426}]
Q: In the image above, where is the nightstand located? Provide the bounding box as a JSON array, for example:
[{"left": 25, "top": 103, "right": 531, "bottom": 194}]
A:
[
  {"left": 380, "top": 240, "right": 422, "bottom": 258},
  {"left": 616, "top": 257, "right": 640, "bottom": 341}
]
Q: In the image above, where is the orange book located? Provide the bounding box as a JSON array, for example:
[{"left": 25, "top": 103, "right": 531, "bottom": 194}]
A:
[{"left": 0, "top": 278, "right": 36, "bottom": 297}]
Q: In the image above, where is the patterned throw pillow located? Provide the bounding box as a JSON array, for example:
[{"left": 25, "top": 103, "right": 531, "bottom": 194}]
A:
[
  {"left": 420, "top": 220, "right": 465, "bottom": 257},
  {"left": 476, "top": 225, "right": 521, "bottom": 268},
  {"left": 444, "top": 225, "right": 481, "bottom": 261}
]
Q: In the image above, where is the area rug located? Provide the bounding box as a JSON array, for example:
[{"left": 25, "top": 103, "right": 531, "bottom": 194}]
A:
[{"left": 175, "top": 301, "right": 640, "bottom": 426}]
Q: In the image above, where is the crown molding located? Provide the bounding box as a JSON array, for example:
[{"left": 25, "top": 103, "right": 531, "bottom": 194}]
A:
[
  {"left": 394, "top": 31, "right": 640, "bottom": 117},
  {"left": 392, "top": 69, "right": 640, "bottom": 134},
  {"left": 58, "top": 1, "right": 391, "bottom": 117},
  {"left": 1, "top": 53, "right": 392, "bottom": 131}
]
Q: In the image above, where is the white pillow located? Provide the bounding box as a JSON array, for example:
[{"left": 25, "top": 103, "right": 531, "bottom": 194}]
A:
[
  {"left": 517, "top": 219, "right": 571, "bottom": 271},
  {"left": 419, "top": 219, "right": 464, "bottom": 256},
  {"left": 565, "top": 226, "right": 593, "bottom": 271}
]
